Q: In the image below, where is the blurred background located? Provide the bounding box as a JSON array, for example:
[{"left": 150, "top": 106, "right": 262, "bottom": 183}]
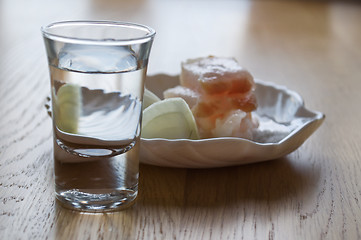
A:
[{"left": 1, "top": 0, "right": 360, "bottom": 76}]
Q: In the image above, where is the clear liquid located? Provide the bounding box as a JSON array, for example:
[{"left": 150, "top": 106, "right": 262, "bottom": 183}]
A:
[{"left": 50, "top": 65, "right": 145, "bottom": 211}]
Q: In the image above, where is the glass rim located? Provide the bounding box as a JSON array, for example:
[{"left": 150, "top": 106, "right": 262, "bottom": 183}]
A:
[{"left": 41, "top": 20, "right": 156, "bottom": 45}]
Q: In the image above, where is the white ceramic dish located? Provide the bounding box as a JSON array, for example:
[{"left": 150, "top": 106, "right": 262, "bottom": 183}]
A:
[
  {"left": 141, "top": 74, "right": 325, "bottom": 168},
  {"left": 46, "top": 74, "right": 325, "bottom": 168}
]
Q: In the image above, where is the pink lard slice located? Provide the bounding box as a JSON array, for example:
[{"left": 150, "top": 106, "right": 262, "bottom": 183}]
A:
[{"left": 180, "top": 56, "right": 255, "bottom": 95}]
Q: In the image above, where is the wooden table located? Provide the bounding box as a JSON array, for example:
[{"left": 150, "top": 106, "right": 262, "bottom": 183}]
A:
[{"left": 1, "top": 0, "right": 361, "bottom": 239}]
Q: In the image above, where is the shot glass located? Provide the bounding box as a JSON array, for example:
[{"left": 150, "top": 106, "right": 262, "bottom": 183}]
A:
[{"left": 42, "top": 21, "right": 155, "bottom": 212}]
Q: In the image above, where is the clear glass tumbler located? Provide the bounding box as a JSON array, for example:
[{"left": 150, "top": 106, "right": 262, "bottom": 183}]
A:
[{"left": 42, "top": 21, "right": 155, "bottom": 212}]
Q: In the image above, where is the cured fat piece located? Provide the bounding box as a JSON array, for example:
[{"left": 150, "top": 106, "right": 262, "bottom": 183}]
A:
[
  {"left": 180, "top": 56, "right": 255, "bottom": 95},
  {"left": 164, "top": 56, "right": 258, "bottom": 139}
]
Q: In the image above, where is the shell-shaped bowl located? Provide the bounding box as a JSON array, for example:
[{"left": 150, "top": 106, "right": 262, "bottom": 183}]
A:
[{"left": 140, "top": 74, "right": 325, "bottom": 168}]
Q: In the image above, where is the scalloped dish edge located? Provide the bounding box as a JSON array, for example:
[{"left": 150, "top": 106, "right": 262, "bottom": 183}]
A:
[{"left": 139, "top": 76, "right": 325, "bottom": 168}]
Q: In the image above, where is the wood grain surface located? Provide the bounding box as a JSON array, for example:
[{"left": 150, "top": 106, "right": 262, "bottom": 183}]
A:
[{"left": 1, "top": 0, "right": 361, "bottom": 239}]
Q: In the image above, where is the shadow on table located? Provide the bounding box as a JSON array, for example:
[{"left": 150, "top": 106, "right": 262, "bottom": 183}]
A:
[{"left": 138, "top": 156, "right": 320, "bottom": 210}]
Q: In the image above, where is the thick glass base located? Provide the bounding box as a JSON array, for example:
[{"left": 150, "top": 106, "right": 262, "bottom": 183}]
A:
[{"left": 55, "top": 186, "right": 137, "bottom": 212}]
